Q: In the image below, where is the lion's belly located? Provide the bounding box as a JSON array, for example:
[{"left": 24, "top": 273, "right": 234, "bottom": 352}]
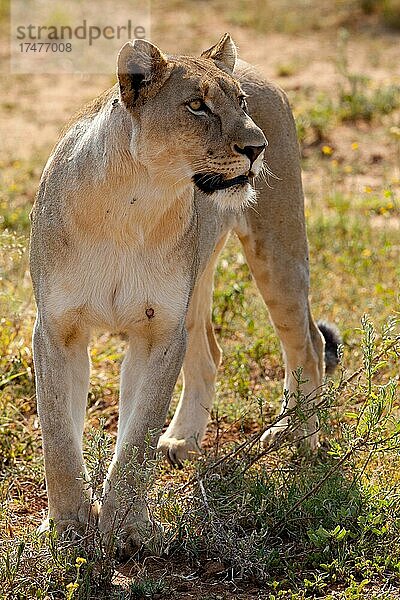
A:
[{"left": 47, "top": 242, "right": 191, "bottom": 337}]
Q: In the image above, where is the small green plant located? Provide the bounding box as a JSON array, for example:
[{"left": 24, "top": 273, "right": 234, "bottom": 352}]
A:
[
  {"left": 1, "top": 540, "right": 25, "bottom": 593},
  {"left": 276, "top": 62, "right": 297, "bottom": 77},
  {"left": 294, "top": 29, "right": 400, "bottom": 146},
  {"left": 129, "top": 577, "right": 167, "bottom": 599},
  {"left": 155, "top": 317, "right": 400, "bottom": 590},
  {"left": 65, "top": 557, "right": 88, "bottom": 599},
  {"left": 360, "top": 0, "right": 400, "bottom": 28},
  {"left": 337, "top": 29, "right": 400, "bottom": 122},
  {"left": 295, "top": 91, "right": 336, "bottom": 145}
]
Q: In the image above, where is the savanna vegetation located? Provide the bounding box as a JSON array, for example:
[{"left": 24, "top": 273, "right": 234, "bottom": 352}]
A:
[{"left": 0, "top": 0, "right": 399, "bottom": 598}]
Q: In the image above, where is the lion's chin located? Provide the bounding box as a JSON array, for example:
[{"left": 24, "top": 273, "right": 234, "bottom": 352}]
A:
[
  {"left": 210, "top": 182, "right": 257, "bottom": 212},
  {"left": 192, "top": 172, "right": 257, "bottom": 211}
]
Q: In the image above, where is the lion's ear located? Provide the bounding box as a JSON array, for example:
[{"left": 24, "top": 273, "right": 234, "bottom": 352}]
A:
[
  {"left": 117, "top": 39, "right": 169, "bottom": 107},
  {"left": 201, "top": 33, "right": 237, "bottom": 72}
]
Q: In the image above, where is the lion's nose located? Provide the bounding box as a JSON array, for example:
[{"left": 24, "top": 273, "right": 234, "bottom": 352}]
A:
[{"left": 233, "top": 143, "right": 266, "bottom": 164}]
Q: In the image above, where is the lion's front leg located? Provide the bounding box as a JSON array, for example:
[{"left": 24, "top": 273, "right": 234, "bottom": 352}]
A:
[
  {"left": 98, "top": 325, "right": 186, "bottom": 558},
  {"left": 33, "top": 316, "right": 95, "bottom": 538}
]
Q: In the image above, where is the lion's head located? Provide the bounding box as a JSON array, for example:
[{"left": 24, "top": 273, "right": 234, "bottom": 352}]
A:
[{"left": 117, "top": 34, "right": 267, "bottom": 210}]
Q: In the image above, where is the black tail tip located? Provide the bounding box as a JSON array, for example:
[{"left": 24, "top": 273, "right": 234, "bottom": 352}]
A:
[{"left": 317, "top": 320, "right": 342, "bottom": 374}]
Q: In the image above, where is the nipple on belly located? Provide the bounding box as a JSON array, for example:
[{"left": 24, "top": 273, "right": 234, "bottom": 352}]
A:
[{"left": 145, "top": 307, "right": 155, "bottom": 319}]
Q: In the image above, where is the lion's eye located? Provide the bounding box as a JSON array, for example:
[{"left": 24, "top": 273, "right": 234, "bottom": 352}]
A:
[
  {"left": 186, "top": 99, "right": 208, "bottom": 115},
  {"left": 188, "top": 99, "right": 203, "bottom": 111}
]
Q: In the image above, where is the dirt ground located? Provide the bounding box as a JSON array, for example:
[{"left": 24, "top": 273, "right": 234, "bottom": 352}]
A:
[
  {"left": 2, "top": 2, "right": 400, "bottom": 168},
  {"left": 1, "top": 1, "right": 399, "bottom": 598}
]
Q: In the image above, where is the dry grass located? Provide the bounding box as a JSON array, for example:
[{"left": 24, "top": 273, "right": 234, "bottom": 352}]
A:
[{"left": 0, "top": 1, "right": 399, "bottom": 598}]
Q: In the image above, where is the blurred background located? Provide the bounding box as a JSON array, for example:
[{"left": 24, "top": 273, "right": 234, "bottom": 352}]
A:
[{"left": 0, "top": 2, "right": 399, "bottom": 597}]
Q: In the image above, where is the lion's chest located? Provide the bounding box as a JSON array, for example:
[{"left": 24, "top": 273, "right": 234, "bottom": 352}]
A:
[{"left": 48, "top": 242, "right": 191, "bottom": 335}]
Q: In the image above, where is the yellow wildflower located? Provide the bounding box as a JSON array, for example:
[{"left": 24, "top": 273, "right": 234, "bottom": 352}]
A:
[
  {"left": 364, "top": 186, "right": 372, "bottom": 194},
  {"left": 383, "top": 189, "right": 392, "bottom": 198},
  {"left": 75, "top": 557, "right": 87, "bottom": 566},
  {"left": 322, "top": 145, "right": 333, "bottom": 156},
  {"left": 351, "top": 142, "right": 359, "bottom": 150},
  {"left": 389, "top": 126, "right": 400, "bottom": 139},
  {"left": 362, "top": 248, "right": 372, "bottom": 258},
  {"left": 66, "top": 582, "right": 79, "bottom": 591},
  {"left": 344, "top": 165, "right": 353, "bottom": 174}
]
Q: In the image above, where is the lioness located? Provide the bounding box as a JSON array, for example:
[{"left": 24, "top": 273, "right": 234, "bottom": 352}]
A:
[{"left": 30, "top": 34, "right": 339, "bottom": 556}]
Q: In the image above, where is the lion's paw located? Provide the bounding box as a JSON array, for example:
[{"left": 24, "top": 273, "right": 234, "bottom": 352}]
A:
[
  {"left": 39, "top": 518, "right": 88, "bottom": 541},
  {"left": 99, "top": 509, "right": 162, "bottom": 562},
  {"left": 157, "top": 435, "right": 201, "bottom": 468},
  {"left": 261, "top": 422, "right": 319, "bottom": 451},
  {"left": 38, "top": 502, "right": 99, "bottom": 541},
  {"left": 114, "top": 519, "right": 163, "bottom": 562},
  {"left": 260, "top": 423, "right": 288, "bottom": 448}
]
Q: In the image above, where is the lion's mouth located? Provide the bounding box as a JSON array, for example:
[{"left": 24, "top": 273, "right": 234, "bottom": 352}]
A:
[{"left": 193, "top": 173, "right": 250, "bottom": 194}]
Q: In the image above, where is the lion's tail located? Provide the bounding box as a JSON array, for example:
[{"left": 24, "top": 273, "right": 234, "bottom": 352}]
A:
[{"left": 317, "top": 321, "right": 342, "bottom": 374}]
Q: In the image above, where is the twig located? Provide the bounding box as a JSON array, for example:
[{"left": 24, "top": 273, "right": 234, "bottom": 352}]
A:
[{"left": 275, "top": 446, "right": 357, "bottom": 532}]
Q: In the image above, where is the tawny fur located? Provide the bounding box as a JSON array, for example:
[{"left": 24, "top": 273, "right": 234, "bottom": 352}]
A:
[{"left": 30, "top": 34, "right": 328, "bottom": 556}]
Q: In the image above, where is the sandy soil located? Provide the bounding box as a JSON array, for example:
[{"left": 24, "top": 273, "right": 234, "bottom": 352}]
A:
[{"left": 1, "top": 2, "right": 399, "bottom": 597}]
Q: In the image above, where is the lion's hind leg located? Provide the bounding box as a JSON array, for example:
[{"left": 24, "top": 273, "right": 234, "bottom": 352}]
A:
[{"left": 235, "top": 189, "right": 326, "bottom": 449}]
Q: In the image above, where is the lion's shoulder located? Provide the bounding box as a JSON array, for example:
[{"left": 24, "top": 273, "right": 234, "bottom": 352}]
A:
[{"left": 59, "top": 84, "right": 119, "bottom": 140}]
